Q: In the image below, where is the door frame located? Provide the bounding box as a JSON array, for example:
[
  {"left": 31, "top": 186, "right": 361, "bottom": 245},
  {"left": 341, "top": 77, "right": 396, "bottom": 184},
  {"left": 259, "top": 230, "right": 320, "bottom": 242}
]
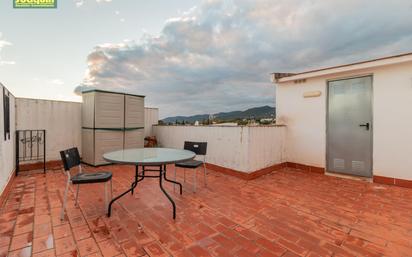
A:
[{"left": 325, "top": 74, "right": 374, "bottom": 177}]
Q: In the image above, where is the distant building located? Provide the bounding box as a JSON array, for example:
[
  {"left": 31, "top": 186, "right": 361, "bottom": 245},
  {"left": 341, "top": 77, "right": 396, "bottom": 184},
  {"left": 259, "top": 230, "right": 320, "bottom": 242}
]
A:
[{"left": 210, "top": 122, "right": 238, "bottom": 126}]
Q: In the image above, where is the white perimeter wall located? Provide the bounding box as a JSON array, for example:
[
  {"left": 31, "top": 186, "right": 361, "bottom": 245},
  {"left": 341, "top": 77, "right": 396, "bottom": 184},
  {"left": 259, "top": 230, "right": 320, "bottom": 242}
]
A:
[
  {"left": 16, "top": 98, "right": 82, "bottom": 161},
  {"left": 248, "top": 126, "right": 286, "bottom": 172},
  {"left": 0, "top": 85, "right": 16, "bottom": 195},
  {"left": 144, "top": 108, "right": 159, "bottom": 137},
  {"left": 276, "top": 61, "right": 412, "bottom": 180},
  {"left": 15, "top": 98, "right": 159, "bottom": 161},
  {"left": 154, "top": 125, "right": 285, "bottom": 173}
]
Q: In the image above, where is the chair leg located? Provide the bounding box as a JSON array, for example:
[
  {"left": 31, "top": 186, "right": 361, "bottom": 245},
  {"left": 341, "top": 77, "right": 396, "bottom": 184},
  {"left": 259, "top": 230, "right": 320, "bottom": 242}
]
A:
[
  {"left": 75, "top": 185, "right": 80, "bottom": 206},
  {"left": 203, "top": 163, "right": 207, "bottom": 186},
  {"left": 61, "top": 178, "right": 70, "bottom": 221}
]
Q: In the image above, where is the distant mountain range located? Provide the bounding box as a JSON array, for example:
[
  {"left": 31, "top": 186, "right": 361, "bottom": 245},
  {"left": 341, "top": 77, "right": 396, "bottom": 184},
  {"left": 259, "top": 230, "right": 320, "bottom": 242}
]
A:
[{"left": 162, "top": 105, "right": 275, "bottom": 123}]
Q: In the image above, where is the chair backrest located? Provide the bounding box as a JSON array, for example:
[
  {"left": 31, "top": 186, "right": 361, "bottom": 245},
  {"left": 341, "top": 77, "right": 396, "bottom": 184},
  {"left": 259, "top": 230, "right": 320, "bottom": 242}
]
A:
[
  {"left": 60, "top": 147, "right": 81, "bottom": 171},
  {"left": 184, "top": 141, "right": 207, "bottom": 155}
]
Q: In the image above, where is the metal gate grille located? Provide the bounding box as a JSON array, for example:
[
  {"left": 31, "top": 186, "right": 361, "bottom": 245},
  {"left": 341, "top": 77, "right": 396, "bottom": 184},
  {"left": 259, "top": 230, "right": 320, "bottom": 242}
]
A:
[{"left": 15, "top": 130, "right": 46, "bottom": 175}]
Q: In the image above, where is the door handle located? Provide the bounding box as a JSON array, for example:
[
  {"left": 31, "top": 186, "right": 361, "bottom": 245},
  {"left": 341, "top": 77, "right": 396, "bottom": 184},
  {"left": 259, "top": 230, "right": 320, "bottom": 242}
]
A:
[{"left": 359, "top": 122, "right": 370, "bottom": 130}]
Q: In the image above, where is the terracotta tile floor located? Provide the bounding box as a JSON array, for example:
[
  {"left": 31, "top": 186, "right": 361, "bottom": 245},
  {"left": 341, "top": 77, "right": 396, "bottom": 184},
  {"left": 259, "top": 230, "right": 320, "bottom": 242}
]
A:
[{"left": 1, "top": 166, "right": 412, "bottom": 257}]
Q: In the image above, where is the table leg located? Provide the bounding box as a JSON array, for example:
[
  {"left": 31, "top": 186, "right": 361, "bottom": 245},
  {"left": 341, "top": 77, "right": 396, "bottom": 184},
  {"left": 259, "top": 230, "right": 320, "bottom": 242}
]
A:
[
  {"left": 139, "top": 167, "right": 146, "bottom": 182},
  {"left": 163, "top": 165, "right": 183, "bottom": 195},
  {"left": 131, "top": 165, "right": 138, "bottom": 195},
  {"left": 131, "top": 165, "right": 145, "bottom": 195},
  {"left": 108, "top": 165, "right": 139, "bottom": 217},
  {"left": 159, "top": 166, "right": 177, "bottom": 219}
]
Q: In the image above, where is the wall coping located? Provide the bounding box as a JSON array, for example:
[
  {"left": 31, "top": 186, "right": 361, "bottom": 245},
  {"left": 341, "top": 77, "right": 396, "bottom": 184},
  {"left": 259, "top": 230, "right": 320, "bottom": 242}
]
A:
[
  {"left": 16, "top": 97, "right": 82, "bottom": 104},
  {"left": 154, "top": 124, "right": 286, "bottom": 128}
]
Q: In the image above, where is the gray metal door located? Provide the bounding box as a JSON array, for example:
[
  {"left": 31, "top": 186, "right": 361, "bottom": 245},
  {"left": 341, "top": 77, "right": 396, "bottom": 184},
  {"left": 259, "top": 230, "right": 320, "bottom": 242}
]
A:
[{"left": 327, "top": 76, "right": 373, "bottom": 177}]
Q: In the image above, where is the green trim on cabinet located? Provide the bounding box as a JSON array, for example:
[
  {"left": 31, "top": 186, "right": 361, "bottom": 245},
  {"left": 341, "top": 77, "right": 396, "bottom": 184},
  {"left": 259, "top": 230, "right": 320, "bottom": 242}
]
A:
[
  {"left": 82, "top": 127, "right": 144, "bottom": 131},
  {"left": 124, "top": 127, "right": 144, "bottom": 131},
  {"left": 82, "top": 89, "right": 145, "bottom": 98}
]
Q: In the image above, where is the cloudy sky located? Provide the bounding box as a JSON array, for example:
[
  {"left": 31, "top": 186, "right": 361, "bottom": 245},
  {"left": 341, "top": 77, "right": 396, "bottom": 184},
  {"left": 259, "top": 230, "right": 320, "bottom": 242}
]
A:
[{"left": 1, "top": 0, "right": 412, "bottom": 118}]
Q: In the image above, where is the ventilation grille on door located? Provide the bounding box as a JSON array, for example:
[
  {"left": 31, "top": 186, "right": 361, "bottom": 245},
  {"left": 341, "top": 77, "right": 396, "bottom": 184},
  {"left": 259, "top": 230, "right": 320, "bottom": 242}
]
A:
[
  {"left": 352, "top": 161, "right": 365, "bottom": 172},
  {"left": 333, "top": 158, "right": 345, "bottom": 170}
]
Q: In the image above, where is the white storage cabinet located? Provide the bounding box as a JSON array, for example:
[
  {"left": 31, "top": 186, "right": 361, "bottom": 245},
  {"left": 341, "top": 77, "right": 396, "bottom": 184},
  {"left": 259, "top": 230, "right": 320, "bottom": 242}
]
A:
[{"left": 82, "top": 90, "right": 145, "bottom": 166}]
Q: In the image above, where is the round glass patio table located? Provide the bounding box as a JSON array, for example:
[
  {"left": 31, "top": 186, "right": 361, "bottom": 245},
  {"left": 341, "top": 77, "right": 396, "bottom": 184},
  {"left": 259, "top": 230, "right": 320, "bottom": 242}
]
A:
[{"left": 103, "top": 148, "right": 195, "bottom": 219}]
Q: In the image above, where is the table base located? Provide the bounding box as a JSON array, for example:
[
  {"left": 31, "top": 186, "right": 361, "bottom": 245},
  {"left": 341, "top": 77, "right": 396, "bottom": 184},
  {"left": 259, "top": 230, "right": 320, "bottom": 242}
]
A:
[{"left": 107, "top": 164, "right": 183, "bottom": 219}]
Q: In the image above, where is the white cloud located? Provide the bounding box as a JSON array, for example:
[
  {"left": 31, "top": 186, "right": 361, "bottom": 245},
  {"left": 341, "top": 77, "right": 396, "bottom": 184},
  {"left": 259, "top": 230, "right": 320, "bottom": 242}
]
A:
[
  {"left": 77, "top": 0, "right": 412, "bottom": 118},
  {"left": 49, "top": 79, "right": 65, "bottom": 85},
  {"left": 74, "top": 0, "right": 113, "bottom": 7},
  {"left": 0, "top": 41, "right": 11, "bottom": 48},
  {"left": 0, "top": 33, "right": 15, "bottom": 66},
  {"left": 31, "top": 77, "right": 65, "bottom": 85},
  {"left": 74, "top": 0, "right": 84, "bottom": 7},
  {"left": 0, "top": 61, "right": 16, "bottom": 65}
]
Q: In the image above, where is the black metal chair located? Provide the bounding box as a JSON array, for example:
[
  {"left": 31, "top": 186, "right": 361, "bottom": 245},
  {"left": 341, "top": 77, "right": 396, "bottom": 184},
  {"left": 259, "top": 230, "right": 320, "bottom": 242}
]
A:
[
  {"left": 174, "top": 141, "right": 207, "bottom": 192},
  {"left": 60, "top": 147, "right": 112, "bottom": 220}
]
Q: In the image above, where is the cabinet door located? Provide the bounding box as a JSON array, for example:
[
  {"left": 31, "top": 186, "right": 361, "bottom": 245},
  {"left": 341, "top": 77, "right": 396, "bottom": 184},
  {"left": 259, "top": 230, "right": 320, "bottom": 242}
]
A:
[
  {"left": 124, "top": 129, "right": 144, "bottom": 149},
  {"left": 94, "top": 130, "right": 124, "bottom": 165},
  {"left": 81, "top": 129, "right": 95, "bottom": 165},
  {"left": 95, "top": 92, "right": 125, "bottom": 128},
  {"left": 125, "top": 95, "right": 144, "bottom": 128},
  {"left": 82, "top": 92, "right": 95, "bottom": 128}
]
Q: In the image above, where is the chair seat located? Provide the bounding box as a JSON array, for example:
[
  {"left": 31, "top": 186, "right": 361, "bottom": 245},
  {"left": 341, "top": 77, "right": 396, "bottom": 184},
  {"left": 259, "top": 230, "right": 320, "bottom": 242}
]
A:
[
  {"left": 71, "top": 172, "right": 112, "bottom": 184},
  {"left": 175, "top": 160, "right": 203, "bottom": 168}
]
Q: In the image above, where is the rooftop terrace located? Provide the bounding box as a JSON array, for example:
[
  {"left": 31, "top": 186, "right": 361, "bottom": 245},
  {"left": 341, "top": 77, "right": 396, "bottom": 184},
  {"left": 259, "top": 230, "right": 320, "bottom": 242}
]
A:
[{"left": 1, "top": 165, "right": 412, "bottom": 257}]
